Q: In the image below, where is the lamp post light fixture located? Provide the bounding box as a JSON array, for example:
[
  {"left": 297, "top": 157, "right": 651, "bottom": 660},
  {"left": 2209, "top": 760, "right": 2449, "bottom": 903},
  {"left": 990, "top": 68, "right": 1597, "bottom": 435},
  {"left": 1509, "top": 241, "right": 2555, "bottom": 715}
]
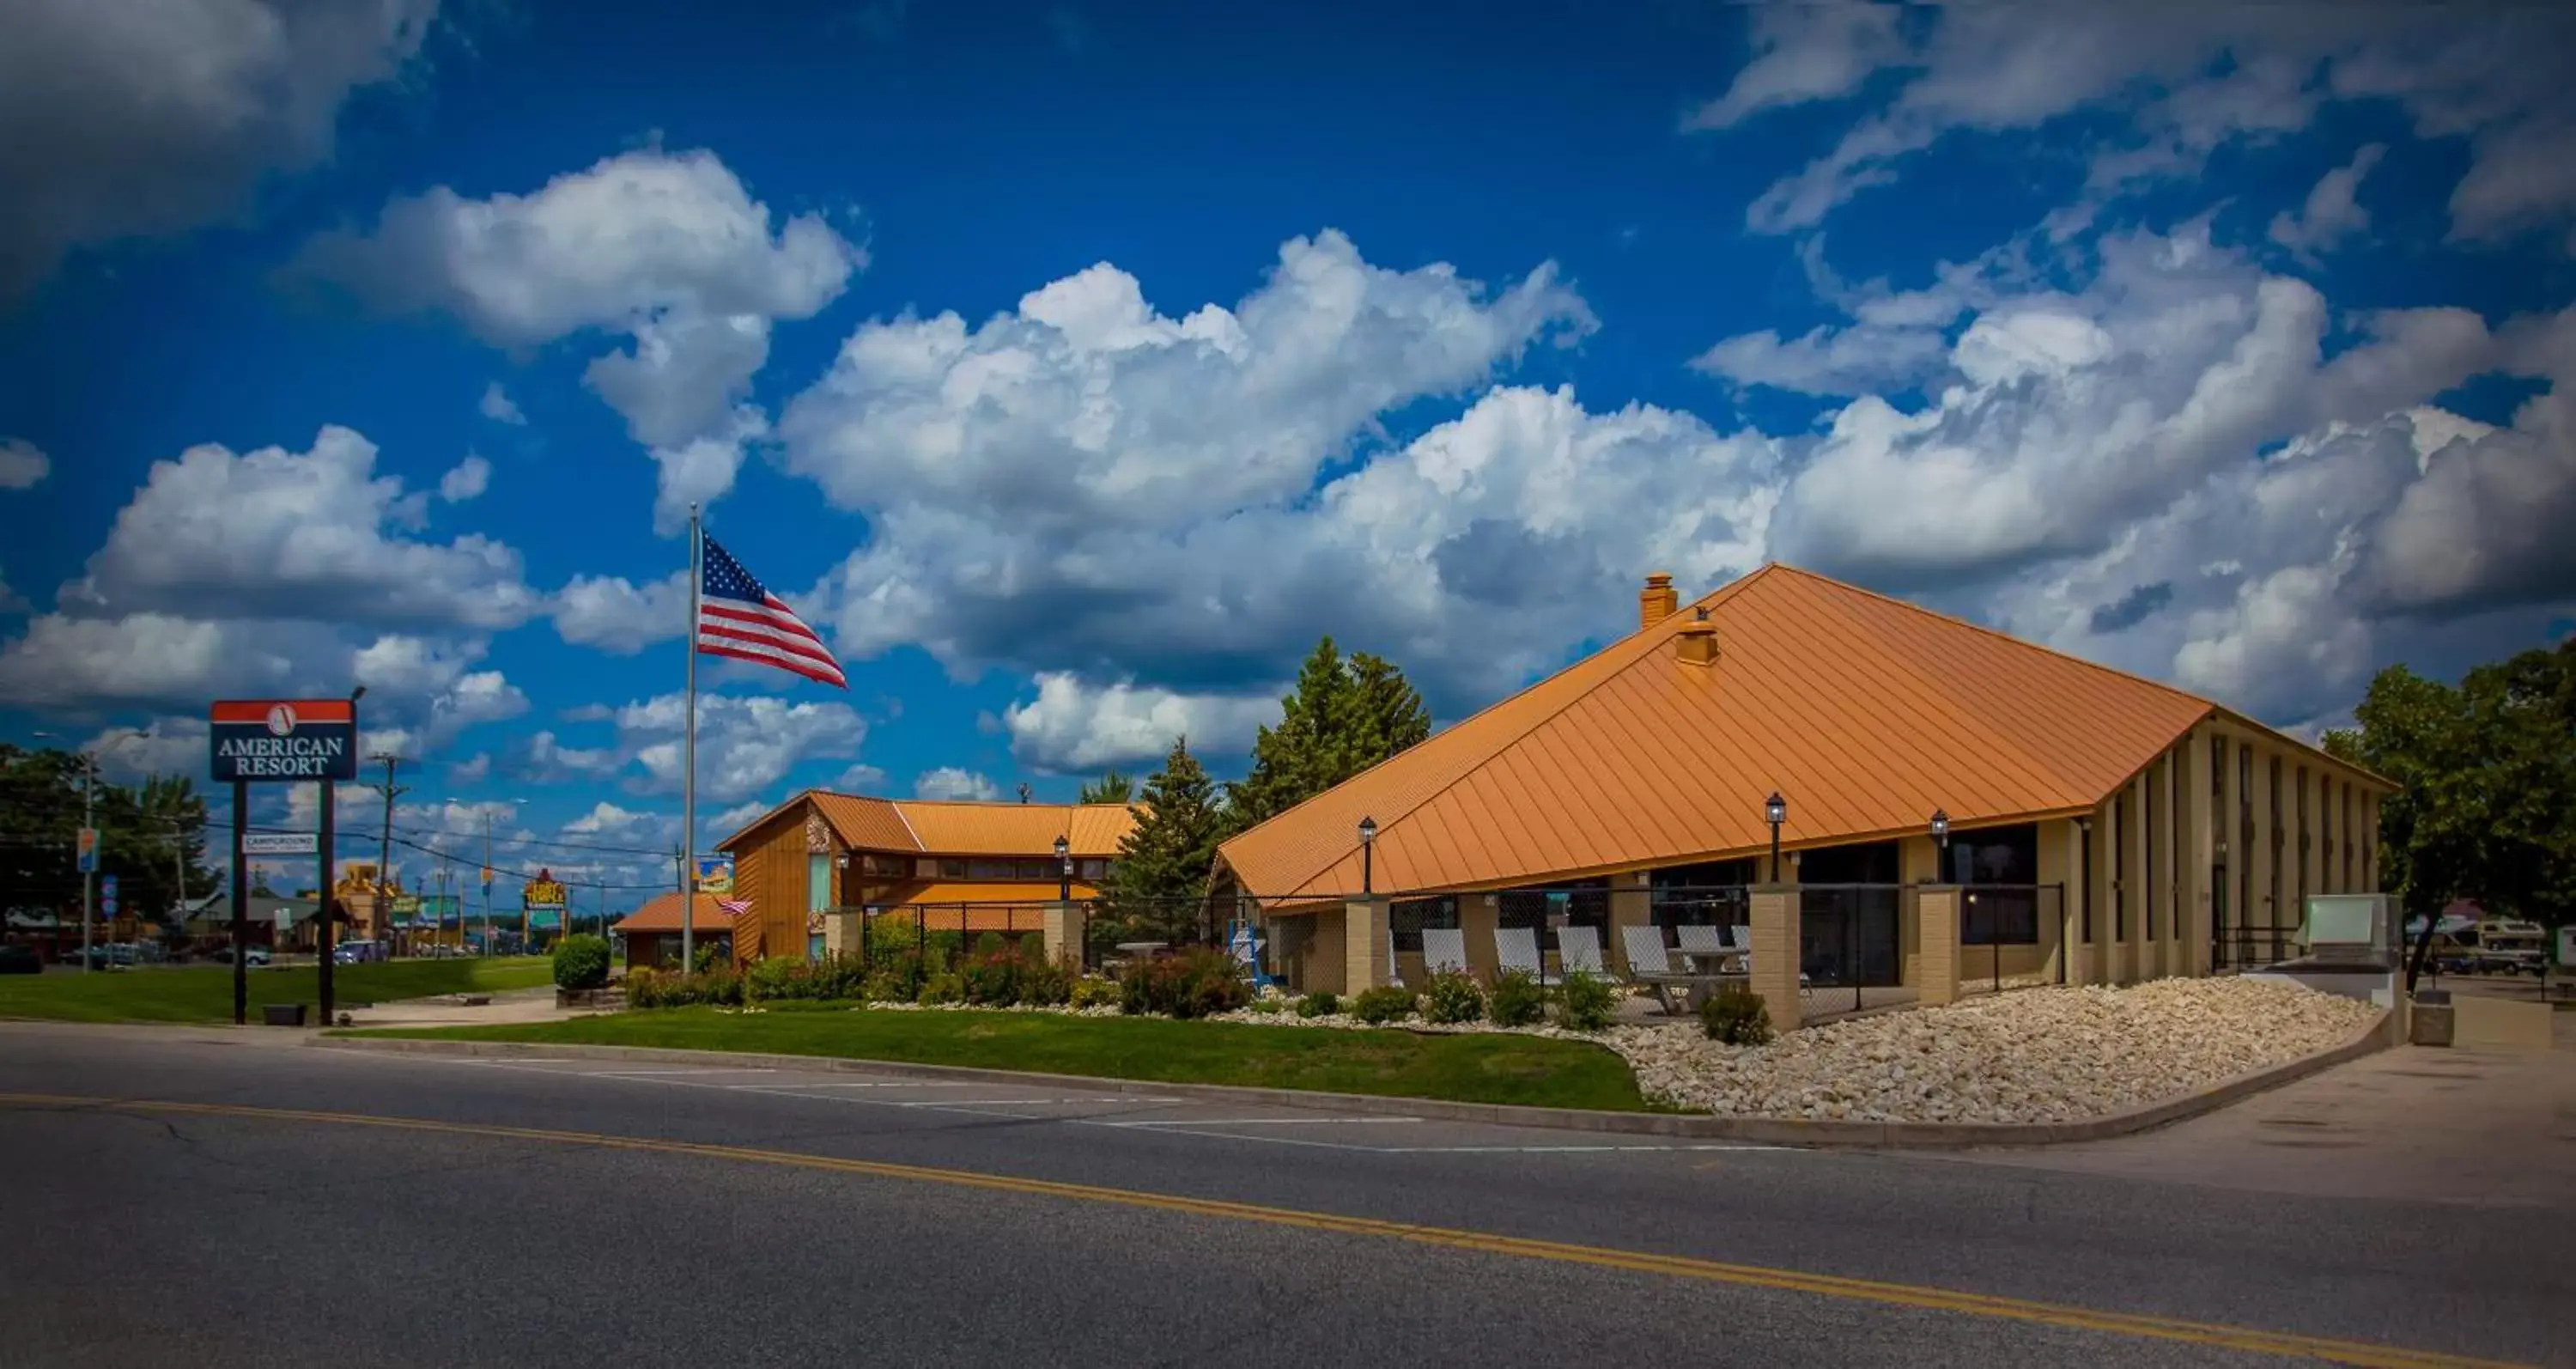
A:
[
  {"left": 1054, "top": 834, "right": 1072, "bottom": 904},
  {"left": 1358, "top": 816, "right": 1377, "bottom": 895},
  {"left": 1764, "top": 792, "right": 1786, "bottom": 884},
  {"left": 1929, "top": 808, "right": 1950, "bottom": 882}
]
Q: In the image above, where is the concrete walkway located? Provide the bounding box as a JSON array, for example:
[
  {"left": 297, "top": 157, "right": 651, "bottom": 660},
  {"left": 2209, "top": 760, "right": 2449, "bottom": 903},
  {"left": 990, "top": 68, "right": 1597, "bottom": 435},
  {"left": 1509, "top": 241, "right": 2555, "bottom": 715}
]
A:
[
  {"left": 334, "top": 985, "right": 596, "bottom": 1030},
  {"left": 1957, "top": 1018, "right": 2576, "bottom": 1209}
]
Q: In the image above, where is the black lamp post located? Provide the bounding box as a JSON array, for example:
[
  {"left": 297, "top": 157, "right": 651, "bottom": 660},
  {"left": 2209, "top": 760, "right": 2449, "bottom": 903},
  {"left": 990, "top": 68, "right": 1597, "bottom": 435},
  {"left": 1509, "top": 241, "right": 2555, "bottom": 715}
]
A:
[
  {"left": 1054, "top": 834, "right": 1072, "bottom": 904},
  {"left": 1764, "top": 792, "right": 1786, "bottom": 883},
  {"left": 1930, "top": 808, "right": 1950, "bottom": 882},
  {"left": 1358, "top": 816, "right": 1377, "bottom": 895}
]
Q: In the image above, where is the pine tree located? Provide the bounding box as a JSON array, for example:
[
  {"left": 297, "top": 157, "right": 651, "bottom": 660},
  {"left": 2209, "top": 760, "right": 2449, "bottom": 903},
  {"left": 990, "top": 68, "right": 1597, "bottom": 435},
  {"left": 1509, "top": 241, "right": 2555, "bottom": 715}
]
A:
[
  {"left": 1224, "top": 637, "right": 1432, "bottom": 832},
  {"left": 1097, "top": 737, "right": 1225, "bottom": 944},
  {"left": 1076, "top": 770, "right": 1136, "bottom": 805}
]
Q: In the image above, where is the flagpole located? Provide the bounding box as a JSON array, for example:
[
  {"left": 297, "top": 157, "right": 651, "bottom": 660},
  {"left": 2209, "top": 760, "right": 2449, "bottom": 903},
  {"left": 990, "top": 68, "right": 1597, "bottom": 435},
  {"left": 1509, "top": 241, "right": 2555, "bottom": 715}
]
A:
[{"left": 681, "top": 502, "right": 701, "bottom": 972}]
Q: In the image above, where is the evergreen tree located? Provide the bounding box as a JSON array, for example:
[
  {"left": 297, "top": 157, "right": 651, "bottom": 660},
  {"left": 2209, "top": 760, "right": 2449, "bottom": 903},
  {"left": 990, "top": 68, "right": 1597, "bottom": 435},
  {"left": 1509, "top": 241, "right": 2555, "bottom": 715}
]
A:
[
  {"left": 1097, "top": 737, "right": 1224, "bottom": 944},
  {"left": 1224, "top": 637, "right": 1433, "bottom": 831},
  {"left": 1076, "top": 769, "right": 1136, "bottom": 805}
]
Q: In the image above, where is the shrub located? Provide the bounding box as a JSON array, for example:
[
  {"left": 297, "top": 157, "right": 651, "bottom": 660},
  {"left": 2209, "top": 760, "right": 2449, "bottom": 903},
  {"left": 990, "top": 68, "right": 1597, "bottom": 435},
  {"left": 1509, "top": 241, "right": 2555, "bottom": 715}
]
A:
[
  {"left": 626, "top": 966, "right": 670, "bottom": 1007},
  {"left": 974, "top": 931, "right": 1007, "bottom": 958},
  {"left": 1069, "top": 976, "right": 1121, "bottom": 1010},
  {"left": 690, "top": 941, "right": 730, "bottom": 975},
  {"left": 1420, "top": 970, "right": 1485, "bottom": 1024},
  {"left": 1554, "top": 969, "right": 1617, "bottom": 1031},
  {"left": 744, "top": 955, "right": 797, "bottom": 1001},
  {"left": 1700, "top": 985, "right": 1773, "bottom": 1045},
  {"left": 811, "top": 952, "right": 869, "bottom": 1001},
  {"left": 1249, "top": 998, "right": 1286, "bottom": 1016},
  {"left": 550, "top": 934, "right": 611, "bottom": 991},
  {"left": 1487, "top": 970, "right": 1544, "bottom": 1027},
  {"left": 960, "top": 948, "right": 1023, "bottom": 1007},
  {"left": 1349, "top": 985, "right": 1416, "bottom": 1025},
  {"left": 915, "top": 971, "right": 965, "bottom": 1006},
  {"left": 1018, "top": 932, "right": 1048, "bottom": 961},
  {"left": 1115, "top": 947, "right": 1252, "bottom": 1019},
  {"left": 693, "top": 966, "right": 743, "bottom": 1007},
  {"left": 1295, "top": 990, "right": 1340, "bottom": 1019},
  {"left": 1019, "top": 952, "right": 1076, "bottom": 1007},
  {"left": 860, "top": 913, "right": 919, "bottom": 962},
  {"left": 860, "top": 968, "right": 913, "bottom": 1004}
]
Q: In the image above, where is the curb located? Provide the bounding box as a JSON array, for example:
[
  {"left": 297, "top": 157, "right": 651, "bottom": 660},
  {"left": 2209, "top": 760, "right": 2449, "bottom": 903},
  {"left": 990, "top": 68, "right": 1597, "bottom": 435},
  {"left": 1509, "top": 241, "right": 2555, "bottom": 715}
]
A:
[{"left": 308, "top": 1009, "right": 2391, "bottom": 1149}]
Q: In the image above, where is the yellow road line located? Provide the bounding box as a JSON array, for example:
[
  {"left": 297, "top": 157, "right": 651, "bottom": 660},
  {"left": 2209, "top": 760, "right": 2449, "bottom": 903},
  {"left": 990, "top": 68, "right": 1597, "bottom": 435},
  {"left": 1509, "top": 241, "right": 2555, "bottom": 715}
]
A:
[{"left": 0, "top": 1091, "right": 2521, "bottom": 1369}]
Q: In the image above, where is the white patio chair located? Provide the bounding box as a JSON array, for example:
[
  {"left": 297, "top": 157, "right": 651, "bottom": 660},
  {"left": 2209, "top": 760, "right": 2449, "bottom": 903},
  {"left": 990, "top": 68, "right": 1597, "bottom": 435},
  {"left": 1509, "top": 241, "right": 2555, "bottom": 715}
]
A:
[
  {"left": 1723, "top": 924, "right": 1752, "bottom": 952},
  {"left": 1421, "top": 928, "right": 1470, "bottom": 976},
  {"left": 1674, "top": 923, "right": 1729, "bottom": 962},
  {"left": 1386, "top": 927, "right": 1405, "bottom": 989},
  {"left": 1492, "top": 926, "right": 1544, "bottom": 980},
  {"left": 1617, "top": 924, "right": 1694, "bottom": 1014},
  {"left": 1556, "top": 924, "right": 1606, "bottom": 977}
]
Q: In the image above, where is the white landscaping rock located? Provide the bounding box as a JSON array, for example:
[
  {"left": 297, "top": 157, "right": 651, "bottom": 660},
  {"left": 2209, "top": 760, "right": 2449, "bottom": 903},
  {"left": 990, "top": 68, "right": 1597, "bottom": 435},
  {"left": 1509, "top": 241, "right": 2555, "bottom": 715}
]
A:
[{"left": 1607, "top": 978, "right": 2382, "bottom": 1123}]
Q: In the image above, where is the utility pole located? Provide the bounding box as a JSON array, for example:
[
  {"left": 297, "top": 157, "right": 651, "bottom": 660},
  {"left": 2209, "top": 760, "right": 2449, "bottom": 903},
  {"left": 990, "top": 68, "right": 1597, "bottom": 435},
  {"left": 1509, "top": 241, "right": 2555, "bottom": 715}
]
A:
[
  {"left": 80, "top": 752, "right": 94, "bottom": 974},
  {"left": 366, "top": 752, "right": 408, "bottom": 953}
]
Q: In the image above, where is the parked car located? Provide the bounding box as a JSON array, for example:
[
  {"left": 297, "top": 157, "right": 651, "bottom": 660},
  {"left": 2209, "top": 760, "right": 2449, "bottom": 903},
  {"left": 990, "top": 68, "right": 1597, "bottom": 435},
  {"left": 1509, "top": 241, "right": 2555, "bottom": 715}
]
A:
[
  {"left": 332, "top": 940, "right": 385, "bottom": 965},
  {"left": 0, "top": 944, "right": 41, "bottom": 974},
  {"left": 210, "top": 944, "right": 274, "bottom": 967}
]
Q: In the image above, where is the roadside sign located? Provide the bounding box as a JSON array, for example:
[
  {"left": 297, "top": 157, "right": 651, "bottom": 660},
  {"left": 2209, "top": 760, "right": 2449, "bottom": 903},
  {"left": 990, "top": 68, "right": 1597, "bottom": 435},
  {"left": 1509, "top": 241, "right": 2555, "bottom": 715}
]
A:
[
  {"left": 100, "top": 874, "right": 118, "bottom": 916},
  {"left": 274, "top": 908, "right": 291, "bottom": 932},
  {"left": 101, "top": 874, "right": 118, "bottom": 898},
  {"left": 101, "top": 896, "right": 118, "bottom": 916},
  {"left": 209, "top": 698, "right": 358, "bottom": 783},
  {"left": 76, "top": 828, "right": 98, "bottom": 873},
  {"left": 244, "top": 832, "right": 319, "bottom": 856},
  {"left": 694, "top": 855, "right": 735, "bottom": 895}
]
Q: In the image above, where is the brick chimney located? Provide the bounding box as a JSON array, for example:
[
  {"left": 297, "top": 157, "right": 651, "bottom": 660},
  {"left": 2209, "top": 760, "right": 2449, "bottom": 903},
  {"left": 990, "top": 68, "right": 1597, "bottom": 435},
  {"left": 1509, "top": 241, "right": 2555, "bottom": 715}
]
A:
[
  {"left": 1638, "top": 573, "right": 1679, "bottom": 631},
  {"left": 1674, "top": 606, "right": 1720, "bottom": 666}
]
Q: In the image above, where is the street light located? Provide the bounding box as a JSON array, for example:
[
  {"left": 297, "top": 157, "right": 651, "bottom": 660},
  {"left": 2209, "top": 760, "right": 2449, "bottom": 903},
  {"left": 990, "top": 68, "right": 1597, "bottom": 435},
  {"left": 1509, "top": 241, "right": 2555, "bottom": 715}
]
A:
[
  {"left": 1930, "top": 808, "right": 1951, "bottom": 882},
  {"left": 1054, "top": 834, "right": 1072, "bottom": 904},
  {"left": 32, "top": 732, "right": 97, "bottom": 972},
  {"left": 1764, "top": 792, "right": 1786, "bottom": 884},
  {"left": 1358, "top": 816, "right": 1377, "bottom": 895}
]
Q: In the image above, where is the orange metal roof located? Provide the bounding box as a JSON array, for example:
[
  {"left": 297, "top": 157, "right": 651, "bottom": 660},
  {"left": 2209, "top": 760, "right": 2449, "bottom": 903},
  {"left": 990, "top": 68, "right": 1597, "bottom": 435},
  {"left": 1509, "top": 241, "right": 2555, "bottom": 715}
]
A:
[
  {"left": 1218, "top": 563, "right": 2382, "bottom": 901},
  {"left": 720, "top": 793, "right": 1136, "bottom": 857},
  {"left": 615, "top": 893, "right": 738, "bottom": 934},
  {"left": 895, "top": 800, "right": 1133, "bottom": 856},
  {"left": 860, "top": 881, "right": 1098, "bottom": 906}
]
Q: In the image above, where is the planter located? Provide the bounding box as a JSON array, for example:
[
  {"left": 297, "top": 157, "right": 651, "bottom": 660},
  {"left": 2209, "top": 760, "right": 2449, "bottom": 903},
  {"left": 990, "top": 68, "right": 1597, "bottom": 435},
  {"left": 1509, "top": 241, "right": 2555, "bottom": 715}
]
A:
[{"left": 261, "top": 1003, "right": 308, "bottom": 1028}]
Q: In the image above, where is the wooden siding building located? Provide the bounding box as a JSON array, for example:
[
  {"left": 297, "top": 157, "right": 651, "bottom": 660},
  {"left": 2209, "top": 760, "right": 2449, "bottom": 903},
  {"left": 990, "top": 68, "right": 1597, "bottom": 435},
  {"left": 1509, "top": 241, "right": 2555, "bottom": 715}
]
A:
[{"left": 714, "top": 792, "right": 1137, "bottom": 964}]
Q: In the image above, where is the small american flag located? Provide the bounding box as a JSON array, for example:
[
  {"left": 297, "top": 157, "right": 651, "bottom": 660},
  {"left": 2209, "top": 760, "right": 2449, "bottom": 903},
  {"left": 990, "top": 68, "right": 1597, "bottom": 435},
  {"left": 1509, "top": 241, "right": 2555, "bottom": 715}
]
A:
[
  {"left": 718, "top": 897, "right": 753, "bottom": 917},
  {"left": 696, "top": 537, "right": 847, "bottom": 689}
]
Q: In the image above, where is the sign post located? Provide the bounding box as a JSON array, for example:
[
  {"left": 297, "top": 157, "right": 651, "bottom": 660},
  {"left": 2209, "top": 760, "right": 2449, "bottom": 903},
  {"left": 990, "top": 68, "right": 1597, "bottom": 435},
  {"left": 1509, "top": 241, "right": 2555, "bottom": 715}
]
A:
[{"left": 212, "top": 698, "right": 359, "bottom": 1025}]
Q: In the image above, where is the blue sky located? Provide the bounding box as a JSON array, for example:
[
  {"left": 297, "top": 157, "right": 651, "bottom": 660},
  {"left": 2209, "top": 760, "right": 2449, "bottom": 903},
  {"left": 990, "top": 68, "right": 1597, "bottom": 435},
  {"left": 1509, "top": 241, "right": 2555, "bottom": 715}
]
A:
[{"left": 3, "top": 1, "right": 2572, "bottom": 907}]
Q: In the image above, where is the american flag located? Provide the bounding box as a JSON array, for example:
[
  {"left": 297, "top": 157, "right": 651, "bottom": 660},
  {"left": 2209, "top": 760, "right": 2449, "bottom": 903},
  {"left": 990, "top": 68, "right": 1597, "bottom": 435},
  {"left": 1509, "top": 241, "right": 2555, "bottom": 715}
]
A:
[
  {"left": 696, "top": 537, "right": 847, "bottom": 689},
  {"left": 718, "top": 897, "right": 753, "bottom": 917}
]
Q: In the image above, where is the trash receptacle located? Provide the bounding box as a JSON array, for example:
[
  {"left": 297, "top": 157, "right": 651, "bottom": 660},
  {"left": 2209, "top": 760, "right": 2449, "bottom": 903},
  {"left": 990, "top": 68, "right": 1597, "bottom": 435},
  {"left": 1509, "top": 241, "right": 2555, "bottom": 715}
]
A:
[{"left": 262, "top": 1003, "right": 308, "bottom": 1027}]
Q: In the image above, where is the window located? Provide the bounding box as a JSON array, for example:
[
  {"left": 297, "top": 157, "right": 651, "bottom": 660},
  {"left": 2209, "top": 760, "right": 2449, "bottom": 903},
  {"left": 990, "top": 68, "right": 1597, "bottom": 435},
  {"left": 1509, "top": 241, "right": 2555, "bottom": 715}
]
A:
[
  {"left": 2341, "top": 784, "right": 2354, "bottom": 891},
  {"left": 1963, "top": 889, "right": 2039, "bottom": 945},
  {"left": 2144, "top": 763, "right": 2159, "bottom": 942},
  {"left": 967, "top": 859, "right": 1014, "bottom": 880},
  {"left": 1650, "top": 859, "right": 1754, "bottom": 932},
  {"left": 807, "top": 854, "right": 832, "bottom": 914},
  {"left": 2269, "top": 756, "right": 2284, "bottom": 922},
  {"left": 856, "top": 852, "right": 909, "bottom": 879},
  {"left": 2112, "top": 794, "right": 2129, "bottom": 940},
  {"left": 1388, "top": 895, "right": 1458, "bottom": 952},
  {"left": 2295, "top": 765, "right": 2311, "bottom": 913},
  {"left": 1498, "top": 880, "right": 1608, "bottom": 936},
  {"left": 1947, "top": 823, "right": 2039, "bottom": 946},
  {"left": 1078, "top": 858, "right": 1110, "bottom": 881},
  {"left": 938, "top": 859, "right": 967, "bottom": 879}
]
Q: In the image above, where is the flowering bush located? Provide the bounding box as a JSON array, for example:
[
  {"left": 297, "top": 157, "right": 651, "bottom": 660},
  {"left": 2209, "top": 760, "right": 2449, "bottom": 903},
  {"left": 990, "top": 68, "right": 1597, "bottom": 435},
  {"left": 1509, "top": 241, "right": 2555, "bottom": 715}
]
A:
[
  {"left": 1421, "top": 970, "right": 1485, "bottom": 1024},
  {"left": 1116, "top": 947, "right": 1251, "bottom": 1019},
  {"left": 1070, "top": 976, "right": 1121, "bottom": 1010}
]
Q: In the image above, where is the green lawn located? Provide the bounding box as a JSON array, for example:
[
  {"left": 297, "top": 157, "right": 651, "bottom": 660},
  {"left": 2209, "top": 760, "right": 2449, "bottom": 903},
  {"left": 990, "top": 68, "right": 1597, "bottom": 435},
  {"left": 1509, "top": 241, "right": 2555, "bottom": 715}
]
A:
[
  {"left": 353, "top": 1005, "right": 1655, "bottom": 1111},
  {"left": 0, "top": 958, "right": 554, "bottom": 1024}
]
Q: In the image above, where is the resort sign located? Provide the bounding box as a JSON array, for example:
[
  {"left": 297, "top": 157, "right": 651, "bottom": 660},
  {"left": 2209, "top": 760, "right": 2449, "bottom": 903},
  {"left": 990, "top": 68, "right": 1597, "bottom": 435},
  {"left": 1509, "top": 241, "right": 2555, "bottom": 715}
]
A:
[{"left": 209, "top": 699, "right": 359, "bottom": 783}]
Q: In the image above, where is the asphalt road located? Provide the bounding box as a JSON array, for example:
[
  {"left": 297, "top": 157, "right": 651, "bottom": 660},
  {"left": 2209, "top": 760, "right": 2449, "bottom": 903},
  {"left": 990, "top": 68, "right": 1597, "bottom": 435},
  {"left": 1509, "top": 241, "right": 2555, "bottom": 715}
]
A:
[{"left": 0, "top": 1024, "right": 2565, "bottom": 1368}]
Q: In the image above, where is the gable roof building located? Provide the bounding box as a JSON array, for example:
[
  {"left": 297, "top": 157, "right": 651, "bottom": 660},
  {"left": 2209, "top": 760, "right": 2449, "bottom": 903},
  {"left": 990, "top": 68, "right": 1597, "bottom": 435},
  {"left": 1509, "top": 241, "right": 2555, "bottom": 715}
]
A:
[
  {"left": 1218, "top": 564, "right": 2391, "bottom": 995},
  {"left": 714, "top": 790, "right": 1139, "bottom": 961}
]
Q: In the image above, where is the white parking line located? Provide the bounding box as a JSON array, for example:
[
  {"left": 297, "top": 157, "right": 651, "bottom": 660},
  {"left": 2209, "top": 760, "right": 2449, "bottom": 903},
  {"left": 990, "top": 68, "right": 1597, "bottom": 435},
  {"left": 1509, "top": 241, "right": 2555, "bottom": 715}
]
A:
[{"left": 582, "top": 1068, "right": 777, "bottom": 1076}]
